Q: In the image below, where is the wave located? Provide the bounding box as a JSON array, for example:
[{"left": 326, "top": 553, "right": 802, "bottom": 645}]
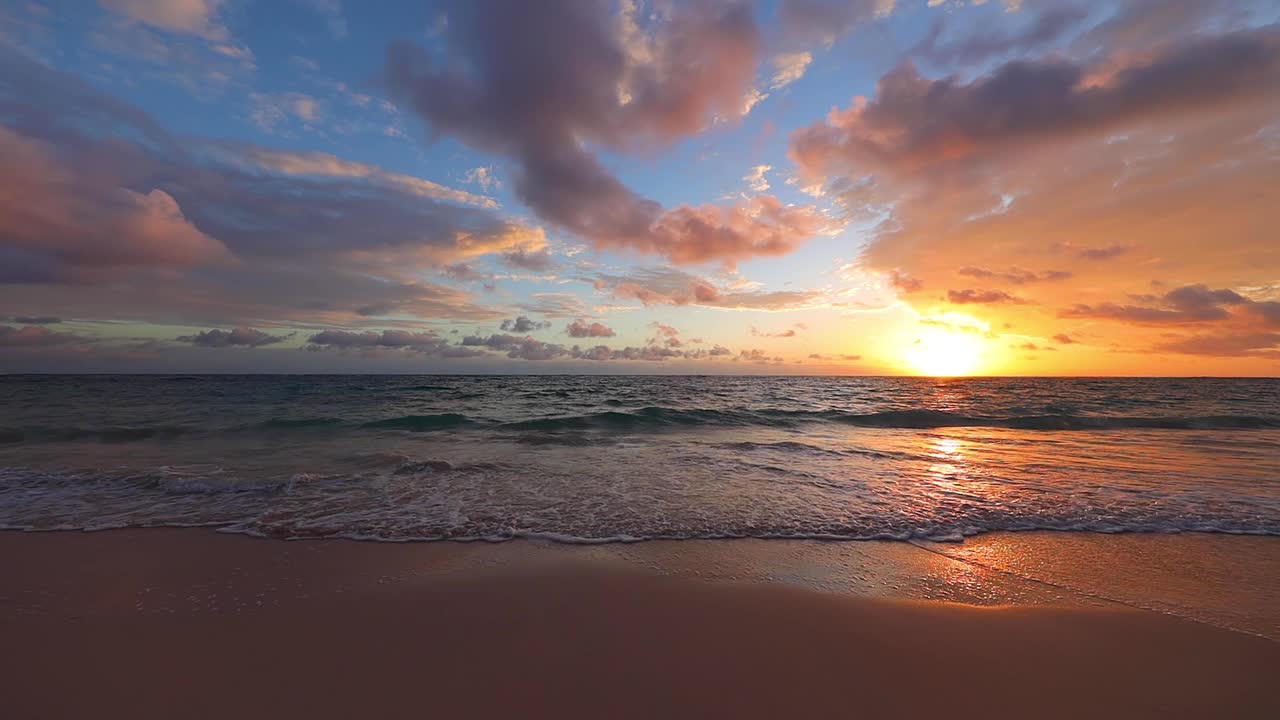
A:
[
  {"left": 4, "top": 462, "right": 1278, "bottom": 543},
  {"left": 500, "top": 407, "right": 1280, "bottom": 432},
  {"left": 256, "top": 417, "right": 344, "bottom": 429},
  {"left": 0, "top": 426, "right": 191, "bottom": 444},
  {"left": 361, "top": 413, "right": 474, "bottom": 431},
  {"left": 2, "top": 408, "right": 1276, "bottom": 445}
]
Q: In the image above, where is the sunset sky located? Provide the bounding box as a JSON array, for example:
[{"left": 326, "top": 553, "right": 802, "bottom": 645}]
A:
[{"left": 1, "top": 0, "right": 1277, "bottom": 375}]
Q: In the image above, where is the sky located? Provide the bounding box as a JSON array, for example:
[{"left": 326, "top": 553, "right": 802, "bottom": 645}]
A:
[{"left": 0, "top": 0, "right": 1277, "bottom": 375}]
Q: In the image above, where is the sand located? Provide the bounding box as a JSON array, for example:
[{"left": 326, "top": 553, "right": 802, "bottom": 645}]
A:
[{"left": 3, "top": 529, "right": 1279, "bottom": 719}]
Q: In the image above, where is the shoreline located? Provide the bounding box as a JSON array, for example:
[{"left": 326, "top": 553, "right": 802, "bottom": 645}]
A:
[{"left": 4, "top": 529, "right": 1279, "bottom": 718}]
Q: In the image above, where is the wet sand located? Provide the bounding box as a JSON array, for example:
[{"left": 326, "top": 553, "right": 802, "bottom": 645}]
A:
[{"left": 3, "top": 529, "right": 1278, "bottom": 718}]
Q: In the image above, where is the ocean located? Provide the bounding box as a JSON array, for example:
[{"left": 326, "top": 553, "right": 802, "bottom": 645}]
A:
[{"left": 2, "top": 375, "right": 1278, "bottom": 543}]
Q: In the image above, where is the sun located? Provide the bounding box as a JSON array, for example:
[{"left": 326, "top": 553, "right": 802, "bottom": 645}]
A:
[{"left": 904, "top": 327, "right": 985, "bottom": 376}]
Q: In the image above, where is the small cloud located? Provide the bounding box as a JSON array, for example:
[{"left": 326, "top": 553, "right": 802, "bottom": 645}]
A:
[
  {"left": 769, "top": 51, "right": 812, "bottom": 90},
  {"left": 744, "top": 164, "right": 773, "bottom": 193},
  {"left": 250, "top": 92, "right": 321, "bottom": 131},
  {"left": 957, "top": 266, "right": 1072, "bottom": 284},
  {"left": 500, "top": 247, "right": 554, "bottom": 272},
  {"left": 566, "top": 319, "right": 616, "bottom": 338},
  {"left": 500, "top": 315, "right": 552, "bottom": 333},
  {"left": 739, "top": 87, "right": 768, "bottom": 116},
  {"left": 1054, "top": 242, "right": 1134, "bottom": 261},
  {"left": 461, "top": 166, "right": 500, "bottom": 192},
  {"left": 947, "top": 288, "right": 1028, "bottom": 305},
  {"left": 890, "top": 270, "right": 923, "bottom": 293},
  {"left": 751, "top": 326, "right": 798, "bottom": 338},
  {"left": 1052, "top": 333, "right": 1077, "bottom": 345}
]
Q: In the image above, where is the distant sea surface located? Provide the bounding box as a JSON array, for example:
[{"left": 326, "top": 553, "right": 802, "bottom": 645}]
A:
[{"left": 1, "top": 375, "right": 1278, "bottom": 543}]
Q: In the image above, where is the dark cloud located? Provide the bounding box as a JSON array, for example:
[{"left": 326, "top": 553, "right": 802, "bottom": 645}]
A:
[
  {"left": 1248, "top": 301, "right": 1280, "bottom": 327},
  {"left": 307, "top": 330, "right": 482, "bottom": 357},
  {"left": 957, "top": 266, "right": 1072, "bottom": 284},
  {"left": 1012, "top": 341, "right": 1055, "bottom": 351},
  {"left": 500, "top": 315, "right": 552, "bottom": 333},
  {"left": 735, "top": 348, "right": 783, "bottom": 364},
  {"left": 1059, "top": 284, "right": 1253, "bottom": 324},
  {"left": 1164, "top": 285, "right": 1249, "bottom": 313},
  {"left": 0, "top": 324, "right": 88, "bottom": 347},
  {"left": 1057, "top": 243, "right": 1134, "bottom": 261},
  {"left": 1052, "top": 333, "right": 1077, "bottom": 345},
  {"left": 461, "top": 333, "right": 570, "bottom": 361},
  {"left": 176, "top": 327, "right": 288, "bottom": 348},
  {"left": 791, "top": 25, "right": 1280, "bottom": 178},
  {"left": 1153, "top": 331, "right": 1280, "bottom": 358},
  {"left": 947, "top": 289, "right": 1029, "bottom": 305},
  {"left": 9, "top": 315, "right": 61, "bottom": 324},
  {"left": 385, "top": 0, "right": 823, "bottom": 266},
  {"left": 566, "top": 319, "right": 616, "bottom": 338}
]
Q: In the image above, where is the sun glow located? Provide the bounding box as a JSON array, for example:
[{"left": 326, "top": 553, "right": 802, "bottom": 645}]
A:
[{"left": 904, "top": 327, "right": 986, "bottom": 376}]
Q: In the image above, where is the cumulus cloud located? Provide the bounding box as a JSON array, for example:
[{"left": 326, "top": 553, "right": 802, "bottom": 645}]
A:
[
  {"left": 384, "top": 0, "right": 823, "bottom": 267},
  {"left": 566, "top": 319, "right": 616, "bottom": 338},
  {"left": 0, "top": 127, "right": 231, "bottom": 280},
  {"left": 461, "top": 333, "right": 570, "bottom": 361},
  {"left": 0, "top": 49, "right": 538, "bottom": 325},
  {"left": 500, "top": 316, "right": 552, "bottom": 333},
  {"left": 791, "top": 26, "right": 1280, "bottom": 179},
  {"left": 176, "top": 326, "right": 288, "bottom": 348},
  {"left": 781, "top": 9, "right": 1280, "bottom": 369}
]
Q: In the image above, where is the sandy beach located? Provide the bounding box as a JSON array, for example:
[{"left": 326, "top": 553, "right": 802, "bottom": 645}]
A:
[{"left": 3, "top": 530, "right": 1278, "bottom": 719}]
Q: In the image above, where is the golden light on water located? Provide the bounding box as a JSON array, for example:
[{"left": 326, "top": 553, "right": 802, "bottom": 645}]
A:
[{"left": 904, "top": 327, "right": 986, "bottom": 377}]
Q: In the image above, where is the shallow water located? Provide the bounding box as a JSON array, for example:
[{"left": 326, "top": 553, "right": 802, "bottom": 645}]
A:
[{"left": 1, "top": 375, "right": 1278, "bottom": 542}]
